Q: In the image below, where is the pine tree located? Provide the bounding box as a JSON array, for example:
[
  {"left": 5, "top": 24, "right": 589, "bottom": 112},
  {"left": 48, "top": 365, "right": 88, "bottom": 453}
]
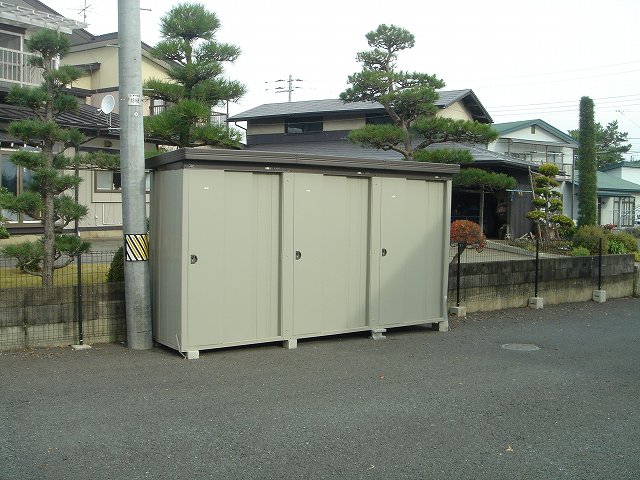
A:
[
  {"left": 0, "top": 29, "right": 90, "bottom": 285},
  {"left": 577, "top": 96, "right": 597, "bottom": 226},
  {"left": 340, "top": 24, "right": 497, "bottom": 163},
  {"left": 526, "top": 163, "right": 573, "bottom": 239},
  {"left": 144, "top": 3, "right": 246, "bottom": 148},
  {"left": 569, "top": 120, "right": 631, "bottom": 169}
]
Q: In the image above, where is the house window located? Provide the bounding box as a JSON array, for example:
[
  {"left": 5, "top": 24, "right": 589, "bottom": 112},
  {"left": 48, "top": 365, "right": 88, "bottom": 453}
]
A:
[
  {"left": 366, "top": 113, "right": 393, "bottom": 125},
  {"left": 285, "top": 116, "right": 322, "bottom": 134},
  {"left": 1, "top": 150, "right": 39, "bottom": 224},
  {"left": 149, "top": 98, "right": 166, "bottom": 116},
  {"left": 0, "top": 31, "right": 21, "bottom": 51},
  {"left": 530, "top": 125, "right": 536, "bottom": 134},
  {"left": 210, "top": 110, "right": 228, "bottom": 126},
  {"left": 96, "top": 171, "right": 121, "bottom": 191},
  {"left": 613, "top": 197, "right": 636, "bottom": 227},
  {"left": 0, "top": 31, "right": 23, "bottom": 83},
  {"left": 95, "top": 171, "right": 151, "bottom": 192}
]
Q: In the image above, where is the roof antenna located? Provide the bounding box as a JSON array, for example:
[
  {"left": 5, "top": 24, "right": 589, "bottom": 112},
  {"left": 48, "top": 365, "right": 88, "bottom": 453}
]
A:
[{"left": 78, "top": 1, "right": 91, "bottom": 23}]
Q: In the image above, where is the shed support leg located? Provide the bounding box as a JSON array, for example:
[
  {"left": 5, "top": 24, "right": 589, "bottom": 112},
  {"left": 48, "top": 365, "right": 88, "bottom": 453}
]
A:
[
  {"left": 371, "top": 328, "right": 386, "bottom": 340},
  {"left": 185, "top": 350, "right": 200, "bottom": 360},
  {"left": 437, "top": 320, "right": 449, "bottom": 332},
  {"left": 284, "top": 338, "right": 297, "bottom": 349}
]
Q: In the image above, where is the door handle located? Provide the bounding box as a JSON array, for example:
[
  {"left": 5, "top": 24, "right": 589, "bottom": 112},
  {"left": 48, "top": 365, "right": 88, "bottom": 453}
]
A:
[
  {"left": 295, "top": 250, "right": 302, "bottom": 260},
  {"left": 381, "top": 248, "right": 387, "bottom": 257}
]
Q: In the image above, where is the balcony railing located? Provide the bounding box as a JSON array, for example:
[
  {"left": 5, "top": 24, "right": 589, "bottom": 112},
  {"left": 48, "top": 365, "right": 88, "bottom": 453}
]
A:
[{"left": 0, "top": 47, "right": 43, "bottom": 86}]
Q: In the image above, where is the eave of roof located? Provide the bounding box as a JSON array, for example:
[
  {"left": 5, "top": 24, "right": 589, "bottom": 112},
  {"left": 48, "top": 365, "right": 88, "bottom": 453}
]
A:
[
  {"left": 599, "top": 161, "right": 640, "bottom": 172},
  {"left": 492, "top": 119, "right": 578, "bottom": 146},
  {"left": 0, "top": 0, "right": 86, "bottom": 33},
  {"left": 573, "top": 171, "right": 640, "bottom": 195},
  {"left": 242, "top": 138, "right": 537, "bottom": 171},
  {"left": 229, "top": 89, "right": 492, "bottom": 123},
  {"left": 0, "top": 102, "right": 120, "bottom": 134}
]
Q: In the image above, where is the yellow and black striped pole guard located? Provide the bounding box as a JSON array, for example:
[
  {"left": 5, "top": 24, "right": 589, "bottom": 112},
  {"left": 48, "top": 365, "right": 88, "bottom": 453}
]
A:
[{"left": 125, "top": 234, "right": 149, "bottom": 261}]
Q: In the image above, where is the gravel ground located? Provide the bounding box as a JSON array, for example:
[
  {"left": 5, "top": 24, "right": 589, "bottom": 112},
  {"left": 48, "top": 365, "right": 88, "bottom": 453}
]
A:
[{"left": 1, "top": 298, "right": 639, "bottom": 480}]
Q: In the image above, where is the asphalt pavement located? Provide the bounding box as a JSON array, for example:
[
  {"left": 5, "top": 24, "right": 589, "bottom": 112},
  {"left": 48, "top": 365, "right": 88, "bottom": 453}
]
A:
[{"left": 1, "top": 298, "right": 639, "bottom": 479}]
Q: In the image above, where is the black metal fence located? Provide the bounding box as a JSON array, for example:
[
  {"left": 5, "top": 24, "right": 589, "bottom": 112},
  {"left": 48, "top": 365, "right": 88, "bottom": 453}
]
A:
[
  {"left": 448, "top": 238, "right": 632, "bottom": 311},
  {"left": 0, "top": 239, "right": 635, "bottom": 349},
  {"left": 0, "top": 251, "right": 125, "bottom": 349}
]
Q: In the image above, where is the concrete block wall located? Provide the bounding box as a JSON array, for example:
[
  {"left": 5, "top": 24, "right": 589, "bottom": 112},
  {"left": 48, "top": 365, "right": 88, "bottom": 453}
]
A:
[
  {"left": 0, "top": 282, "right": 126, "bottom": 350},
  {"left": 449, "top": 254, "right": 636, "bottom": 313}
]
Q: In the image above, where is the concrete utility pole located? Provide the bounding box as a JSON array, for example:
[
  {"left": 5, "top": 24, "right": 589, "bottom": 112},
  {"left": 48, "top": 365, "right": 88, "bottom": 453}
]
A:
[
  {"left": 273, "top": 75, "right": 303, "bottom": 102},
  {"left": 118, "top": 0, "right": 153, "bottom": 349}
]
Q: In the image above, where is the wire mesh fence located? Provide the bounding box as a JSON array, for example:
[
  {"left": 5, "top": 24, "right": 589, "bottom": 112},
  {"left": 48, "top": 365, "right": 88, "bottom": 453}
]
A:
[
  {"left": 0, "top": 251, "right": 126, "bottom": 349},
  {"left": 447, "top": 238, "right": 631, "bottom": 311},
  {"left": 0, "top": 238, "right": 634, "bottom": 349}
]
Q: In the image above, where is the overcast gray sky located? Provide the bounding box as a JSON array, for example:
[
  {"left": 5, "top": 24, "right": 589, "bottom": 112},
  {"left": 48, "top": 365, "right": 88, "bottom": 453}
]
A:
[{"left": 45, "top": 0, "right": 640, "bottom": 158}]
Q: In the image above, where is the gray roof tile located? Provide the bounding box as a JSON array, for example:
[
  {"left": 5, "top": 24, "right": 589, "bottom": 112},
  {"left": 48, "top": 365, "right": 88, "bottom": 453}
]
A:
[
  {"left": 229, "top": 89, "right": 490, "bottom": 122},
  {"left": 245, "top": 139, "right": 537, "bottom": 170}
]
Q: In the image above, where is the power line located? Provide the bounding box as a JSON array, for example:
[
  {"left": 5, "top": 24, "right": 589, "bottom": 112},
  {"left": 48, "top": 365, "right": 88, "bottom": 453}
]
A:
[
  {"left": 488, "top": 94, "right": 640, "bottom": 111},
  {"left": 476, "top": 69, "right": 640, "bottom": 90},
  {"left": 475, "top": 60, "right": 640, "bottom": 83},
  {"left": 490, "top": 93, "right": 640, "bottom": 108},
  {"left": 491, "top": 104, "right": 640, "bottom": 116},
  {"left": 617, "top": 111, "right": 640, "bottom": 130}
]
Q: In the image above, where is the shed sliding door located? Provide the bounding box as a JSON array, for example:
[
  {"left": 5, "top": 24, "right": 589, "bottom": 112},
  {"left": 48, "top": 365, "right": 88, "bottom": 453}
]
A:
[
  {"left": 293, "top": 174, "right": 369, "bottom": 335},
  {"left": 379, "top": 177, "right": 445, "bottom": 326},
  {"left": 186, "top": 170, "right": 281, "bottom": 347}
]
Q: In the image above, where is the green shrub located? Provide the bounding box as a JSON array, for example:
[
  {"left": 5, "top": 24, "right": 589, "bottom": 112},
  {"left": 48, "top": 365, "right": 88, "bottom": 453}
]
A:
[
  {"left": 572, "top": 225, "right": 608, "bottom": 254},
  {"left": 635, "top": 252, "right": 640, "bottom": 263},
  {"left": 613, "top": 232, "right": 639, "bottom": 253},
  {"left": 570, "top": 246, "right": 591, "bottom": 257},
  {"left": 558, "top": 225, "right": 577, "bottom": 240},
  {"left": 107, "top": 246, "right": 125, "bottom": 282},
  {"left": 608, "top": 237, "right": 626, "bottom": 254}
]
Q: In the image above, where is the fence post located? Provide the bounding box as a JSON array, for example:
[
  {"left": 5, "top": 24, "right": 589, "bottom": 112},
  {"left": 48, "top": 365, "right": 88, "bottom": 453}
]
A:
[
  {"left": 456, "top": 242, "right": 462, "bottom": 307},
  {"left": 598, "top": 237, "right": 602, "bottom": 291},
  {"left": 593, "top": 237, "right": 607, "bottom": 302},
  {"left": 76, "top": 253, "right": 84, "bottom": 345},
  {"left": 534, "top": 237, "right": 539, "bottom": 298},
  {"left": 449, "top": 242, "right": 466, "bottom": 317},
  {"left": 528, "top": 236, "right": 544, "bottom": 309}
]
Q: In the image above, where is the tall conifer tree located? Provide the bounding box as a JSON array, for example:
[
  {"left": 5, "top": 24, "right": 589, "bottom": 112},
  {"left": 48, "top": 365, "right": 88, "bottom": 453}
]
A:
[
  {"left": 577, "top": 96, "right": 597, "bottom": 226},
  {"left": 0, "top": 29, "right": 90, "bottom": 285},
  {"left": 340, "top": 24, "right": 497, "bottom": 163},
  {"left": 144, "top": 3, "right": 245, "bottom": 148}
]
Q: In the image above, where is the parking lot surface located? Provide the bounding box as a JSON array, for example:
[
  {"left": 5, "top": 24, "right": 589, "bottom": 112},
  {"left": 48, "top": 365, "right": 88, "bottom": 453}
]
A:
[{"left": 1, "top": 298, "right": 639, "bottom": 479}]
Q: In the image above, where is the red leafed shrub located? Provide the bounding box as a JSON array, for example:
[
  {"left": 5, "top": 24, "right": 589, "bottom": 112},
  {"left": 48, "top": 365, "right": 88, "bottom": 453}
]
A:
[{"left": 450, "top": 220, "right": 486, "bottom": 252}]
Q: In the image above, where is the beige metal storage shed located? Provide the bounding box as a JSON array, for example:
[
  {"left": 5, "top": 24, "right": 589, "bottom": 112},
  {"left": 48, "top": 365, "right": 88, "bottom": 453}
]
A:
[{"left": 147, "top": 148, "right": 459, "bottom": 358}]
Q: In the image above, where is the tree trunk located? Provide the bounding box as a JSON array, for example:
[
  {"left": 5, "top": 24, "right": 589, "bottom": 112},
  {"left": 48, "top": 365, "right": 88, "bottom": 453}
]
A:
[
  {"left": 42, "top": 187, "right": 55, "bottom": 286},
  {"left": 479, "top": 190, "right": 485, "bottom": 234},
  {"left": 42, "top": 63, "right": 55, "bottom": 287}
]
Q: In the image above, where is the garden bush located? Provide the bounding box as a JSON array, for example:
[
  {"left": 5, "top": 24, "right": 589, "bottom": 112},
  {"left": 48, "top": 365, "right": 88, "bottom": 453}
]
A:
[
  {"left": 614, "top": 232, "right": 639, "bottom": 253},
  {"left": 107, "top": 246, "right": 125, "bottom": 282},
  {"left": 570, "top": 246, "right": 590, "bottom": 257},
  {"left": 572, "top": 225, "right": 609, "bottom": 254},
  {"left": 608, "top": 237, "right": 626, "bottom": 254}
]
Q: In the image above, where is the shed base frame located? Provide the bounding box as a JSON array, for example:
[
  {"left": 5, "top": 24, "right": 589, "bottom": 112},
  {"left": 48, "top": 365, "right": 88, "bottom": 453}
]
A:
[{"left": 155, "top": 317, "right": 448, "bottom": 356}]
